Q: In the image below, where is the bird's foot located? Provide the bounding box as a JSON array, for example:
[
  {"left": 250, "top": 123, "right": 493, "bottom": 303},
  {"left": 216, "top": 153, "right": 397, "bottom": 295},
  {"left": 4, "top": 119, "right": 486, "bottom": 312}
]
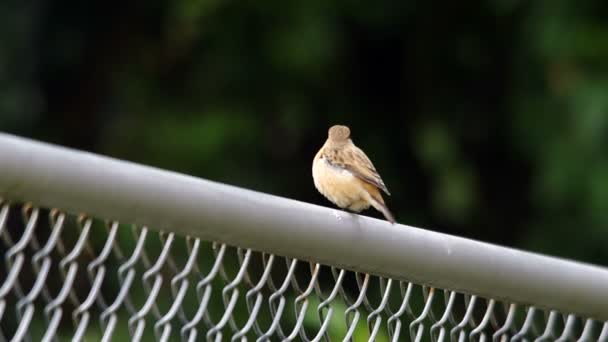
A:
[{"left": 332, "top": 210, "right": 344, "bottom": 221}]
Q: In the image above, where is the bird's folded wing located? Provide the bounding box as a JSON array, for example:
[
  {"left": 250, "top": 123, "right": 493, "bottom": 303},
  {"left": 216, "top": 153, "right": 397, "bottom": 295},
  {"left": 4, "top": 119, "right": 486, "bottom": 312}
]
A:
[{"left": 327, "top": 146, "right": 391, "bottom": 196}]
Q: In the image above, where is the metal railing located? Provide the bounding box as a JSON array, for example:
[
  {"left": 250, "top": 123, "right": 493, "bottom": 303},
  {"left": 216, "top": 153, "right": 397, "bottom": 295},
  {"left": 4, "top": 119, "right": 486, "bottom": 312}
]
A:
[{"left": 0, "top": 133, "right": 607, "bottom": 341}]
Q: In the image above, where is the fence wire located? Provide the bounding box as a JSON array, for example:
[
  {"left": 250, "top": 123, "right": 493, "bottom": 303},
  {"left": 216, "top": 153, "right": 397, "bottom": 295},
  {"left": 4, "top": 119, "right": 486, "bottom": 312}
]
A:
[{"left": 0, "top": 201, "right": 606, "bottom": 341}]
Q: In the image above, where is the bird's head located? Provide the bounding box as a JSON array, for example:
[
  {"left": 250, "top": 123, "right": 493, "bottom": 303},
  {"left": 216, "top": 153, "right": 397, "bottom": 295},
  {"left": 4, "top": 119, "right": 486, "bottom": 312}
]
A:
[{"left": 328, "top": 125, "right": 351, "bottom": 142}]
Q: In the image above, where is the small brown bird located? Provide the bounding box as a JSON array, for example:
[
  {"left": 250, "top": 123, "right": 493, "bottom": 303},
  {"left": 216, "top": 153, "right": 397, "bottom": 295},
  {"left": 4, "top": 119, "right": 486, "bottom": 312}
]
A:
[{"left": 312, "top": 125, "right": 395, "bottom": 223}]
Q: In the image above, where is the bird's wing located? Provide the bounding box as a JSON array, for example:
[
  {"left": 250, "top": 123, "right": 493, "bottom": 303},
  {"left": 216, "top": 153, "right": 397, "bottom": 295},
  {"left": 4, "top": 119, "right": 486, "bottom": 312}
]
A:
[{"left": 325, "top": 146, "right": 391, "bottom": 196}]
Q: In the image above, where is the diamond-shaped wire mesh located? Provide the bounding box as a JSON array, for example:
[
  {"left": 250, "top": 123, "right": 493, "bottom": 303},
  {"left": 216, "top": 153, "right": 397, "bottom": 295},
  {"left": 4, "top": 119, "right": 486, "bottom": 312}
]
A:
[{"left": 0, "top": 201, "right": 606, "bottom": 341}]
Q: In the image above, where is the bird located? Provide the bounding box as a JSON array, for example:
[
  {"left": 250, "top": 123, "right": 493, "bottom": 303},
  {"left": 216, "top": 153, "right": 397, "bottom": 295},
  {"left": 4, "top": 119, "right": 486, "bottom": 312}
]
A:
[{"left": 312, "top": 124, "right": 395, "bottom": 223}]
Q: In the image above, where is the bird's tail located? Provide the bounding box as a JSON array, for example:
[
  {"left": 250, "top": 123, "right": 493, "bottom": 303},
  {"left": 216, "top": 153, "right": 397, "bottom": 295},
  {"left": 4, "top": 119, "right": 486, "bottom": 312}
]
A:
[{"left": 370, "top": 198, "right": 396, "bottom": 224}]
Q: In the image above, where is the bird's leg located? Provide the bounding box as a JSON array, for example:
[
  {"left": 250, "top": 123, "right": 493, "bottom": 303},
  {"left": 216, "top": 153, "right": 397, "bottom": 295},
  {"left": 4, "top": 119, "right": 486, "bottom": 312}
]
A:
[{"left": 342, "top": 208, "right": 364, "bottom": 221}]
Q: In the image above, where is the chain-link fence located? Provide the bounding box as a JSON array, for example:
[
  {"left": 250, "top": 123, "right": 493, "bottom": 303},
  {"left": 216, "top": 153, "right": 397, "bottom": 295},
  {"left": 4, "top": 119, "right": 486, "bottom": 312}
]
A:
[{"left": 1, "top": 133, "right": 608, "bottom": 341}]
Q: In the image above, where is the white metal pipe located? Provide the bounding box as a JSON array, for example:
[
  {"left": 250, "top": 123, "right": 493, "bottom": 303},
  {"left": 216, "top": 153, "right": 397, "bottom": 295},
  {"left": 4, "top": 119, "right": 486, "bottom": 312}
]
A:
[{"left": 0, "top": 132, "right": 607, "bottom": 321}]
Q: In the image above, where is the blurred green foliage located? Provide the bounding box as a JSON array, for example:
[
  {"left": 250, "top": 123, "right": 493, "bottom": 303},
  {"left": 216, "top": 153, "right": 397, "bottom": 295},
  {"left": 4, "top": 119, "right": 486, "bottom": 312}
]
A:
[{"left": 2, "top": 0, "right": 608, "bottom": 337}]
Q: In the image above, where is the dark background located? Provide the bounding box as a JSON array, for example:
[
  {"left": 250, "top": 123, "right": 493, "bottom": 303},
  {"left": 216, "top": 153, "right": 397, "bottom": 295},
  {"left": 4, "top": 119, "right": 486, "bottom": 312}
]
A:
[{"left": 2, "top": 0, "right": 608, "bottom": 267}]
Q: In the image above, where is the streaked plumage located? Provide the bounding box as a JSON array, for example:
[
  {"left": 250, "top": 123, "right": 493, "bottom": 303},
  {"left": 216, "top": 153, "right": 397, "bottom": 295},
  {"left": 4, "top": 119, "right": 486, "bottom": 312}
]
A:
[{"left": 312, "top": 125, "right": 395, "bottom": 223}]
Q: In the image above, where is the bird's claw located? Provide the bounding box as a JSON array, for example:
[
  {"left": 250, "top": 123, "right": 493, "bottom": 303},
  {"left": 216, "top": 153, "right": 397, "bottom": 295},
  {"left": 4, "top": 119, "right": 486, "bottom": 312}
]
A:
[{"left": 333, "top": 210, "right": 343, "bottom": 221}]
